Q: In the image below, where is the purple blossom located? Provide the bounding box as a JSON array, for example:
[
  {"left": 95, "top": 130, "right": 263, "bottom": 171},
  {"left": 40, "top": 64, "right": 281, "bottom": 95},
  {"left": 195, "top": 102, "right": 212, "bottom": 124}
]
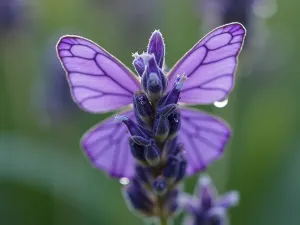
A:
[
  {"left": 180, "top": 175, "right": 239, "bottom": 225},
  {"left": 56, "top": 23, "right": 246, "bottom": 180}
]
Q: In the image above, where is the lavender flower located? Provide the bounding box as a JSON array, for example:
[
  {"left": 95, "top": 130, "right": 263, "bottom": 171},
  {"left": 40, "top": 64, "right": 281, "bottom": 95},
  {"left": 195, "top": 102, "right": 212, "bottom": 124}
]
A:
[
  {"left": 180, "top": 175, "right": 239, "bottom": 225},
  {"left": 56, "top": 23, "right": 246, "bottom": 222}
]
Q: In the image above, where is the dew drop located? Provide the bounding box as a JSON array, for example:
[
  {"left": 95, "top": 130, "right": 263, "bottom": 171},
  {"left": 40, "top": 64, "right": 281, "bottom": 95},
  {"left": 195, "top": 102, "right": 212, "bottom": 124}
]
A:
[
  {"left": 119, "top": 177, "right": 130, "bottom": 185},
  {"left": 214, "top": 98, "right": 228, "bottom": 108}
]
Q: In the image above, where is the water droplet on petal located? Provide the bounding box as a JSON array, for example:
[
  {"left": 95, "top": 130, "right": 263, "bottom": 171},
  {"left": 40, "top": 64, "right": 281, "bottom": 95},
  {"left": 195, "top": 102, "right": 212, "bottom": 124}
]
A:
[
  {"left": 214, "top": 99, "right": 228, "bottom": 108},
  {"left": 119, "top": 177, "right": 130, "bottom": 185}
]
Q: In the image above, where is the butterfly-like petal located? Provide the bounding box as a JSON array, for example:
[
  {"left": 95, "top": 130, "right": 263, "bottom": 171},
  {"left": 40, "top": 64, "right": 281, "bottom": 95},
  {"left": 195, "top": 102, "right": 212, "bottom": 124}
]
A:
[
  {"left": 179, "top": 107, "right": 231, "bottom": 176},
  {"left": 168, "top": 23, "right": 246, "bottom": 104},
  {"left": 81, "top": 109, "right": 135, "bottom": 178},
  {"left": 57, "top": 36, "right": 140, "bottom": 113},
  {"left": 82, "top": 107, "right": 230, "bottom": 178}
]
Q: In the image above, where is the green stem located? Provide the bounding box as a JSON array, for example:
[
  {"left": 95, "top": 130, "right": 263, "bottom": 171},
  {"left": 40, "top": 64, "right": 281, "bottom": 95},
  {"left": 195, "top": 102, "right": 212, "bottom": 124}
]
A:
[{"left": 159, "top": 217, "right": 172, "bottom": 225}]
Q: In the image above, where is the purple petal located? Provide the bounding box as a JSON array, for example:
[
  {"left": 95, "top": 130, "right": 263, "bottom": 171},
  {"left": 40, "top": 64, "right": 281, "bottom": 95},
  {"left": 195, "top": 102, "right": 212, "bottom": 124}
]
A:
[
  {"left": 207, "top": 207, "right": 228, "bottom": 225},
  {"left": 178, "top": 193, "right": 198, "bottom": 213},
  {"left": 168, "top": 23, "right": 246, "bottom": 104},
  {"left": 132, "top": 53, "right": 145, "bottom": 76},
  {"left": 195, "top": 175, "right": 218, "bottom": 207},
  {"left": 57, "top": 35, "right": 140, "bottom": 113},
  {"left": 216, "top": 191, "right": 239, "bottom": 208},
  {"left": 147, "top": 30, "right": 165, "bottom": 68},
  {"left": 178, "top": 107, "right": 231, "bottom": 176},
  {"left": 81, "top": 109, "right": 135, "bottom": 178}
]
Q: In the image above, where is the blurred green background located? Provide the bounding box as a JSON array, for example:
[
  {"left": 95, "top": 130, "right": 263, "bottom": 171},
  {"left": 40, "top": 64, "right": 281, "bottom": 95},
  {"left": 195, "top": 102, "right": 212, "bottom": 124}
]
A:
[{"left": 1, "top": 0, "right": 299, "bottom": 224}]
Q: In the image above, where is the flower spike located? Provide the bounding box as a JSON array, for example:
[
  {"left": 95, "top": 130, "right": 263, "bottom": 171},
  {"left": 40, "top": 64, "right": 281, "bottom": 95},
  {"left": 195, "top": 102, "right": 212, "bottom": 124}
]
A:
[
  {"left": 57, "top": 23, "right": 246, "bottom": 222},
  {"left": 147, "top": 30, "right": 165, "bottom": 68}
]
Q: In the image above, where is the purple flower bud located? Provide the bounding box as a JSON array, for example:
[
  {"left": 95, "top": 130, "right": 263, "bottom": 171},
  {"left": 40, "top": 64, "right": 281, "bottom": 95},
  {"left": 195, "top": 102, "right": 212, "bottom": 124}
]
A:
[
  {"left": 134, "top": 109, "right": 150, "bottom": 129},
  {"left": 180, "top": 175, "right": 238, "bottom": 225},
  {"left": 123, "top": 178, "right": 154, "bottom": 217},
  {"left": 157, "top": 74, "right": 187, "bottom": 107},
  {"left": 158, "top": 104, "right": 178, "bottom": 117},
  {"left": 163, "top": 138, "right": 182, "bottom": 157},
  {"left": 132, "top": 53, "right": 146, "bottom": 77},
  {"left": 115, "top": 115, "right": 151, "bottom": 138},
  {"left": 145, "top": 141, "right": 161, "bottom": 166},
  {"left": 153, "top": 104, "right": 178, "bottom": 141},
  {"left": 153, "top": 176, "right": 168, "bottom": 196},
  {"left": 135, "top": 165, "right": 151, "bottom": 185},
  {"left": 147, "top": 30, "right": 165, "bottom": 68},
  {"left": 131, "top": 135, "right": 151, "bottom": 146},
  {"left": 196, "top": 175, "right": 217, "bottom": 210},
  {"left": 163, "top": 155, "right": 179, "bottom": 180},
  {"left": 163, "top": 189, "right": 180, "bottom": 216},
  {"left": 133, "top": 91, "right": 154, "bottom": 124},
  {"left": 129, "top": 138, "right": 147, "bottom": 165},
  {"left": 216, "top": 191, "right": 239, "bottom": 208},
  {"left": 163, "top": 141, "right": 187, "bottom": 185},
  {"left": 142, "top": 56, "right": 167, "bottom": 100},
  {"left": 168, "top": 110, "right": 181, "bottom": 138},
  {"left": 207, "top": 207, "right": 227, "bottom": 225},
  {"left": 175, "top": 153, "right": 187, "bottom": 182}
]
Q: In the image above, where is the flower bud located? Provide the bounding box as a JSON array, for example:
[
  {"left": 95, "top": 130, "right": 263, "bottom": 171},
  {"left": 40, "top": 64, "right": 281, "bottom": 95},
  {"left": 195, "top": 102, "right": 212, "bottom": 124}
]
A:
[
  {"left": 157, "top": 74, "right": 187, "bottom": 107},
  {"left": 175, "top": 153, "right": 187, "bottom": 183},
  {"left": 180, "top": 175, "right": 238, "bottom": 225},
  {"left": 145, "top": 140, "right": 161, "bottom": 166},
  {"left": 196, "top": 175, "right": 217, "bottom": 211},
  {"left": 115, "top": 115, "right": 151, "bottom": 138},
  {"left": 141, "top": 56, "right": 167, "bottom": 100},
  {"left": 152, "top": 176, "right": 168, "bottom": 196},
  {"left": 129, "top": 138, "right": 147, "bottom": 165},
  {"left": 133, "top": 91, "right": 154, "bottom": 124},
  {"left": 135, "top": 165, "right": 152, "bottom": 186},
  {"left": 123, "top": 178, "right": 154, "bottom": 217},
  {"left": 162, "top": 138, "right": 181, "bottom": 158},
  {"left": 153, "top": 104, "right": 177, "bottom": 142},
  {"left": 164, "top": 150, "right": 187, "bottom": 186},
  {"left": 132, "top": 53, "right": 145, "bottom": 76},
  {"left": 163, "top": 189, "right": 180, "bottom": 216},
  {"left": 216, "top": 191, "right": 239, "bottom": 208},
  {"left": 168, "top": 110, "right": 181, "bottom": 138},
  {"left": 147, "top": 30, "right": 165, "bottom": 68},
  {"left": 163, "top": 155, "right": 179, "bottom": 181},
  {"left": 207, "top": 207, "right": 227, "bottom": 225},
  {"left": 131, "top": 135, "right": 151, "bottom": 146}
]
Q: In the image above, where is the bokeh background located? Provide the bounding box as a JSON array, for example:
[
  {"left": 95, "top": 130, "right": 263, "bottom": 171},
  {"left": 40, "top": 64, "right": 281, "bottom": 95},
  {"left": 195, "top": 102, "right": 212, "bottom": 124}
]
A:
[{"left": 1, "top": 0, "right": 299, "bottom": 224}]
